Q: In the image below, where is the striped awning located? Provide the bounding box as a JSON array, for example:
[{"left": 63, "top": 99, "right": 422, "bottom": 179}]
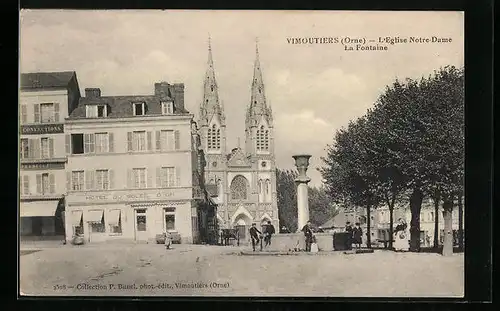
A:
[{"left": 20, "top": 201, "right": 59, "bottom": 217}]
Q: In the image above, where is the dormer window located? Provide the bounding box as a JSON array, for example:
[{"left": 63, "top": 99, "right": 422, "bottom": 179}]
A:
[
  {"left": 133, "top": 102, "right": 145, "bottom": 116},
  {"left": 86, "top": 104, "right": 107, "bottom": 118},
  {"left": 161, "top": 101, "right": 174, "bottom": 115}
]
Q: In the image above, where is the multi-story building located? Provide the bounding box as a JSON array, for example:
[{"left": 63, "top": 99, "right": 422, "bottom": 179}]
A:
[
  {"left": 64, "top": 83, "right": 215, "bottom": 244},
  {"left": 198, "top": 41, "right": 279, "bottom": 240},
  {"left": 19, "top": 71, "right": 81, "bottom": 239},
  {"left": 376, "top": 198, "right": 465, "bottom": 247}
]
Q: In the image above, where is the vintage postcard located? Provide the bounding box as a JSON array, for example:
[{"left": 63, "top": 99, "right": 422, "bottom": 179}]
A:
[{"left": 19, "top": 10, "right": 464, "bottom": 297}]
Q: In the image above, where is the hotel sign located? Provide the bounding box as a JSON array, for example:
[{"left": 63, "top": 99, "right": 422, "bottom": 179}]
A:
[
  {"left": 66, "top": 188, "right": 192, "bottom": 205},
  {"left": 21, "top": 162, "right": 65, "bottom": 170},
  {"left": 21, "top": 124, "right": 64, "bottom": 135}
]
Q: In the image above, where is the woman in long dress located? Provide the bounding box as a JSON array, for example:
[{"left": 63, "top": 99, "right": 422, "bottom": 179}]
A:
[{"left": 393, "top": 218, "right": 409, "bottom": 252}]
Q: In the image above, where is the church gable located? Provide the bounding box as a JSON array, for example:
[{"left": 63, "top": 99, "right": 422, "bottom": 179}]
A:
[{"left": 227, "top": 147, "right": 252, "bottom": 167}]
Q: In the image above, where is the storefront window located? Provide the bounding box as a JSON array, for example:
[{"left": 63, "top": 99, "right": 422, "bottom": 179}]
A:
[
  {"left": 91, "top": 212, "right": 105, "bottom": 233},
  {"left": 136, "top": 215, "right": 147, "bottom": 231},
  {"left": 165, "top": 214, "right": 175, "bottom": 230}
]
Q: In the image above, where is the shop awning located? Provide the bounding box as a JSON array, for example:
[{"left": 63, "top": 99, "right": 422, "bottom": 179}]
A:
[
  {"left": 86, "top": 210, "right": 103, "bottom": 223},
  {"left": 70, "top": 211, "right": 83, "bottom": 226},
  {"left": 108, "top": 210, "right": 121, "bottom": 226},
  {"left": 20, "top": 201, "right": 59, "bottom": 217}
]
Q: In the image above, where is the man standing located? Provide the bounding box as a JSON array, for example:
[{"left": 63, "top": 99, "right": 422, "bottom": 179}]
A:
[
  {"left": 345, "top": 221, "right": 353, "bottom": 250},
  {"left": 302, "top": 220, "right": 314, "bottom": 252},
  {"left": 264, "top": 221, "right": 276, "bottom": 247},
  {"left": 353, "top": 223, "right": 363, "bottom": 249},
  {"left": 249, "top": 223, "right": 262, "bottom": 252}
]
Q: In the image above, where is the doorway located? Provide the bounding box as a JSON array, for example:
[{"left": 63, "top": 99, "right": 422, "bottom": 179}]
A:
[{"left": 134, "top": 209, "right": 148, "bottom": 241}]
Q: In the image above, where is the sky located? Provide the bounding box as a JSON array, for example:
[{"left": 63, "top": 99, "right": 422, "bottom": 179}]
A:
[{"left": 20, "top": 10, "right": 464, "bottom": 187}]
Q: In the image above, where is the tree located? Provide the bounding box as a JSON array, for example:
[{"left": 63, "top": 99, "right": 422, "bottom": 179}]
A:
[
  {"left": 276, "top": 169, "right": 298, "bottom": 232},
  {"left": 308, "top": 185, "right": 340, "bottom": 227}
]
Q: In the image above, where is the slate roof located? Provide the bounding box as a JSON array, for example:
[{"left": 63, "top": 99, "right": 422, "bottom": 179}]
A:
[
  {"left": 69, "top": 94, "right": 190, "bottom": 119},
  {"left": 21, "top": 71, "right": 76, "bottom": 90}
]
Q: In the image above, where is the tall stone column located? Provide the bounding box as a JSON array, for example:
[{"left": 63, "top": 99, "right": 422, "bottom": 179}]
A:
[{"left": 293, "top": 155, "right": 312, "bottom": 232}]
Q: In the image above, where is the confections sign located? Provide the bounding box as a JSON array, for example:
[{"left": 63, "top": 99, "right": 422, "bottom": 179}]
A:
[{"left": 21, "top": 124, "right": 64, "bottom": 135}]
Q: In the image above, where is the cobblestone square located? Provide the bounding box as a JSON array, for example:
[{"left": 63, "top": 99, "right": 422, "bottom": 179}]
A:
[{"left": 19, "top": 244, "right": 464, "bottom": 297}]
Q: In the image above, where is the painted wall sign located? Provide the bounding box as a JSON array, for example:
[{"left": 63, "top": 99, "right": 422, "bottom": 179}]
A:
[
  {"left": 21, "top": 162, "right": 65, "bottom": 170},
  {"left": 21, "top": 124, "right": 64, "bottom": 135},
  {"left": 66, "top": 188, "right": 192, "bottom": 205}
]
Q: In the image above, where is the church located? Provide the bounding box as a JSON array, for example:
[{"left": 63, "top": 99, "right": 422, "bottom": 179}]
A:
[{"left": 196, "top": 40, "right": 279, "bottom": 240}]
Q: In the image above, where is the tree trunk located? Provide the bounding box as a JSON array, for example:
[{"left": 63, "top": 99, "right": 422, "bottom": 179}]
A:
[
  {"left": 409, "top": 188, "right": 424, "bottom": 252},
  {"left": 433, "top": 195, "right": 440, "bottom": 249},
  {"left": 442, "top": 199, "right": 454, "bottom": 256},
  {"left": 388, "top": 205, "right": 394, "bottom": 249},
  {"left": 366, "top": 205, "right": 371, "bottom": 248},
  {"left": 458, "top": 194, "right": 464, "bottom": 251}
]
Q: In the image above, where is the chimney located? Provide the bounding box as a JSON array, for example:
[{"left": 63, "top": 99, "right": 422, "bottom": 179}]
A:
[
  {"left": 154, "top": 82, "right": 170, "bottom": 98},
  {"left": 171, "top": 83, "right": 185, "bottom": 112},
  {"left": 85, "top": 88, "right": 101, "bottom": 98}
]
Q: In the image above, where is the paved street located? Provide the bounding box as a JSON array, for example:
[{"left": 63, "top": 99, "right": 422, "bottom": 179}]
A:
[{"left": 20, "top": 244, "right": 464, "bottom": 297}]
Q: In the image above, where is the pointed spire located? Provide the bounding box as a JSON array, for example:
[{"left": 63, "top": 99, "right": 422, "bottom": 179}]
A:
[
  {"left": 247, "top": 38, "right": 271, "bottom": 127},
  {"left": 200, "top": 35, "right": 224, "bottom": 125}
]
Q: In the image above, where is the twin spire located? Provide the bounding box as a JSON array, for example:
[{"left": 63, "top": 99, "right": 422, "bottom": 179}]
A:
[{"left": 200, "top": 36, "right": 271, "bottom": 126}]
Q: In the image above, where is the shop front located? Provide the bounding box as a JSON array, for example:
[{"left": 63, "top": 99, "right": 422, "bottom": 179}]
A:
[
  {"left": 20, "top": 198, "right": 65, "bottom": 240},
  {"left": 65, "top": 187, "right": 195, "bottom": 244}
]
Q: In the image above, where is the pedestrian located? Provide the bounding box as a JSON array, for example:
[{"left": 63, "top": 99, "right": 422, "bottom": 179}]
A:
[
  {"left": 393, "top": 218, "right": 409, "bottom": 252},
  {"left": 302, "top": 220, "right": 314, "bottom": 252},
  {"left": 264, "top": 221, "right": 275, "bottom": 247},
  {"left": 164, "top": 231, "right": 172, "bottom": 250},
  {"left": 353, "top": 223, "right": 363, "bottom": 249},
  {"left": 345, "top": 221, "right": 353, "bottom": 250},
  {"left": 249, "top": 223, "right": 262, "bottom": 252}
]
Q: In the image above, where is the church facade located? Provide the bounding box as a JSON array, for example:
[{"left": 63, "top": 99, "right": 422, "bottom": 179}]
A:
[{"left": 196, "top": 41, "right": 279, "bottom": 240}]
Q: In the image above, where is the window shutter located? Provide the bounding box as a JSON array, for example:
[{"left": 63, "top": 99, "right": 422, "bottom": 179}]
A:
[
  {"left": 147, "top": 131, "right": 152, "bottom": 151},
  {"left": 65, "top": 134, "right": 71, "bottom": 155},
  {"left": 176, "top": 167, "right": 181, "bottom": 186},
  {"left": 156, "top": 167, "right": 162, "bottom": 188},
  {"left": 21, "top": 105, "right": 27, "bottom": 124},
  {"left": 23, "top": 175, "right": 29, "bottom": 195},
  {"left": 174, "top": 130, "right": 180, "bottom": 150},
  {"left": 36, "top": 174, "right": 42, "bottom": 194},
  {"left": 85, "top": 170, "right": 94, "bottom": 190},
  {"left": 155, "top": 131, "right": 161, "bottom": 150},
  {"left": 49, "top": 138, "right": 54, "bottom": 158},
  {"left": 127, "top": 132, "right": 133, "bottom": 151},
  {"left": 147, "top": 169, "right": 152, "bottom": 188},
  {"left": 127, "top": 169, "right": 132, "bottom": 188},
  {"left": 34, "top": 104, "right": 40, "bottom": 123},
  {"left": 108, "top": 133, "right": 114, "bottom": 153},
  {"left": 34, "top": 138, "right": 41, "bottom": 159},
  {"left": 89, "top": 134, "right": 95, "bottom": 153},
  {"left": 49, "top": 174, "right": 56, "bottom": 193},
  {"left": 109, "top": 169, "right": 114, "bottom": 189},
  {"left": 66, "top": 172, "right": 71, "bottom": 192},
  {"left": 84, "top": 134, "right": 89, "bottom": 153},
  {"left": 54, "top": 103, "right": 60, "bottom": 122},
  {"left": 29, "top": 139, "right": 35, "bottom": 159}
]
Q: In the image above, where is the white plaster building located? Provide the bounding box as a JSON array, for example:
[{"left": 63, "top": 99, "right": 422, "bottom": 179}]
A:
[
  {"left": 64, "top": 83, "right": 214, "bottom": 244},
  {"left": 19, "top": 71, "right": 81, "bottom": 239}
]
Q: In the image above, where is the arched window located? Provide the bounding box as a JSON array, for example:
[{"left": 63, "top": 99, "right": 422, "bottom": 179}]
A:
[
  {"left": 230, "top": 175, "right": 248, "bottom": 200},
  {"left": 207, "top": 124, "right": 221, "bottom": 150},
  {"left": 265, "top": 179, "right": 270, "bottom": 195}
]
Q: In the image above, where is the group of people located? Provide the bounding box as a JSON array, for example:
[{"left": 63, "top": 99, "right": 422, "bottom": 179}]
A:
[
  {"left": 343, "top": 218, "right": 409, "bottom": 251},
  {"left": 249, "top": 221, "right": 276, "bottom": 251},
  {"left": 344, "top": 221, "right": 364, "bottom": 249}
]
